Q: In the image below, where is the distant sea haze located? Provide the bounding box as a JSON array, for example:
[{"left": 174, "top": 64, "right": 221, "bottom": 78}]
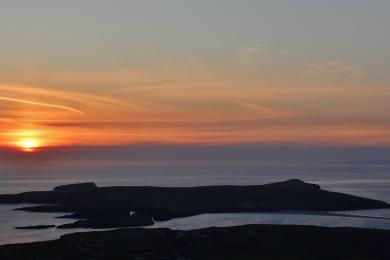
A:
[
  {"left": 0, "top": 144, "right": 390, "bottom": 202},
  {"left": 2, "top": 144, "right": 390, "bottom": 163}
]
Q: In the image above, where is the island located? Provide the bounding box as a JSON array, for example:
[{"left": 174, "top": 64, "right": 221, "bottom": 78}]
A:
[
  {"left": 0, "top": 179, "right": 388, "bottom": 229},
  {"left": 1, "top": 225, "right": 390, "bottom": 259}
]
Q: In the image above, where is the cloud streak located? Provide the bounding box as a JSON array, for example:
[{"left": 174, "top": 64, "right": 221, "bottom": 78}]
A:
[
  {"left": 235, "top": 101, "right": 294, "bottom": 119},
  {"left": 0, "top": 96, "right": 83, "bottom": 114},
  {"left": 306, "top": 61, "right": 365, "bottom": 79}
]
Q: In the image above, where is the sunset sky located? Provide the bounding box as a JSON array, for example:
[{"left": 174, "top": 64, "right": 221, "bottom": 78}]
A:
[{"left": 1, "top": 0, "right": 390, "bottom": 151}]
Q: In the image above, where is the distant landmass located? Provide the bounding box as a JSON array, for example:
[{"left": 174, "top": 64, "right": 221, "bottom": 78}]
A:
[
  {"left": 15, "top": 225, "right": 56, "bottom": 230},
  {"left": 1, "top": 225, "right": 390, "bottom": 259},
  {"left": 0, "top": 179, "right": 388, "bottom": 229}
]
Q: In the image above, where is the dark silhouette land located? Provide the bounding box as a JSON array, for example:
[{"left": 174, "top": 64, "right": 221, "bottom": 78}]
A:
[
  {"left": 1, "top": 225, "right": 390, "bottom": 259},
  {"left": 0, "top": 179, "right": 388, "bottom": 229},
  {"left": 1, "top": 179, "right": 390, "bottom": 259},
  {"left": 15, "top": 225, "right": 56, "bottom": 230}
]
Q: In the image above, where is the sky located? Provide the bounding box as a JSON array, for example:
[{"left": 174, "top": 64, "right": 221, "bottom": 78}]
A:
[{"left": 1, "top": 0, "right": 390, "bottom": 151}]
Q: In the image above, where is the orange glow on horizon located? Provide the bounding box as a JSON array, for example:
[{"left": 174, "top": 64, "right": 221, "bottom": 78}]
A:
[{"left": 1, "top": 85, "right": 390, "bottom": 148}]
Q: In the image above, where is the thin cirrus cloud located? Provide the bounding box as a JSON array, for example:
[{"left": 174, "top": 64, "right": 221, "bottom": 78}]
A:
[
  {"left": 0, "top": 96, "right": 83, "bottom": 114},
  {"left": 305, "top": 61, "right": 366, "bottom": 79},
  {"left": 235, "top": 101, "right": 294, "bottom": 120},
  {"left": 0, "top": 85, "right": 129, "bottom": 107}
]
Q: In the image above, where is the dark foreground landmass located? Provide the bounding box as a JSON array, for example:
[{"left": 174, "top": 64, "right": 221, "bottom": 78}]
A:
[
  {"left": 15, "top": 225, "right": 56, "bottom": 230},
  {"left": 1, "top": 224, "right": 390, "bottom": 259},
  {"left": 0, "top": 179, "right": 388, "bottom": 229}
]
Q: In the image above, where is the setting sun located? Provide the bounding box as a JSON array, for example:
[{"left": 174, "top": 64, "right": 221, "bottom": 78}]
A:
[
  {"left": 16, "top": 138, "right": 41, "bottom": 152},
  {"left": 6, "top": 130, "right": 46, "bottom": 152}
]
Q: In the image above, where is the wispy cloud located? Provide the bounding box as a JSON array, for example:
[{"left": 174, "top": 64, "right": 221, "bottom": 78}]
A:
[
  {"left": 0, "top": 85, "right": 128, "bottom": 107},
  {"left": 0, "top": 96, "right": 83, "bottom": 114},
  {"left": 306, "top": 61, "right": 366, "bottom": 79},
  {"left": 235, "top": 101, "right": 294, "bottom": 119},
  {"left": 238, "top": 44, "right": 269, "bottom": 56}
]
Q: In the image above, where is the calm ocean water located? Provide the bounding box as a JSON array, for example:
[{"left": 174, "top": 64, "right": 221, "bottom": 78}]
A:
[{"left": 1, "top": 159, "right": 390, "bottom": 245}]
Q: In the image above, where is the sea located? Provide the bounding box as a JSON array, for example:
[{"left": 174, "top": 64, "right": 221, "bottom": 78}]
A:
[{"left": 1, "top": 158, "right": 390, "bottom": 245}]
